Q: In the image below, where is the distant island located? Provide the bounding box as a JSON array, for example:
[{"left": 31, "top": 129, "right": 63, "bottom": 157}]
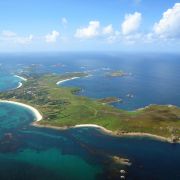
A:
[
  {"left": 0, "top": 72, "right": 179, "bottom": 143},
  {"left": 107, "top": 70, "right": 130, "bottom": 77}
]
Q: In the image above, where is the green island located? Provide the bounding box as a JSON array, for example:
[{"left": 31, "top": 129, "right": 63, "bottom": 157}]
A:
[
  {"left": 97, "top": 97, "right": 123, "bottom": 104},
  {"left": 0, "top": 72, "right": 180, "bottom": 142},
  {"left": 107, "top": 70, "right": 128, "bottom": 77}
]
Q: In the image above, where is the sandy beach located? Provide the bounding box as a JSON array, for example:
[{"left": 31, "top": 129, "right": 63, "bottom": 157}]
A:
[
  {"left": 0, "top": 100, "right": 42, "bottom": 121},
  {"left": 32, "top": 122, "right": 179, "bottom": 143},
  {"left": 14, "top": 75, "right": 27, "bottom": 81},
  {"left": 74, "top": 124, "right": 113, "bottom": 133},
  {"left": 16, "top": 82, "right": 23, "bottom": 89},
  {"left": 115, "top": 132, "right": 173, "bottom": 142},
  {"left": 74, "top": 124, "right": 172, "bottom": 142},
  {"left": 56, "top": 77, "right": 79, "bottom": 85},
  {"left": 0, "top": 101, "right": 178, "bottom": 143}
]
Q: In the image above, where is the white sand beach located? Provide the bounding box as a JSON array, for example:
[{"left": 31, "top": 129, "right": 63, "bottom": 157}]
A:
[
  {"left": 0, "top": 100, "right": 177, "bottom": 143},
  {"left": 74, "top": 124, "right": 113, "bottom": 133},
  {"left": 117, "top": 132, "right": 172, "bottom": 142},
  {"left": 16, "top": 82, "right": 23, "bottom": 89},
  {"left": 74, "top": 124, "right": 178, "bottom": 143},
  {"left": 0, "top": 100, "right": 42, "bottom": 122},
  {"left": 31, "top": 122, "right": 179, "bottom": 143},
  {"left": 14, "top": 75, "right": 27, "bottom": 81},
  {"left": 56, "top": 77, "right": 79, "bottom": 85}
]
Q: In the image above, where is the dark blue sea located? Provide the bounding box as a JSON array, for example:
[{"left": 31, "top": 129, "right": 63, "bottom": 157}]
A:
[{"left": 0, "top": 52, "right": 180, "bottom": 180}]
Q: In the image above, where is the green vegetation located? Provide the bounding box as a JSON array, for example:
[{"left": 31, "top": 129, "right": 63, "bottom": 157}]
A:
[
  {"left": 0, "top": 72, "right": 180, "bottom": 141},
  {"left": 107, "top": 70, "right": 127, "bottom": 77},
  {"left": 97, "top": 97, "right": 123, "bottom": 104}
]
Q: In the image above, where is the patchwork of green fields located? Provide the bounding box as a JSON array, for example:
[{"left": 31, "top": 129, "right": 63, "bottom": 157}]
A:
[{"left": 0, "top": 73, "right": 179, "bottom": 140}]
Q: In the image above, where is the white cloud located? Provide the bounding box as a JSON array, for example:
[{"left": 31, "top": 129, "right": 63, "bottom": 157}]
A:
[
  {"left": 122, "top": 33, "right": 142, "bottom": 44},
  {"left": 102, "top": 24, "right": 113, "bottom": 35},
  {"left": 153, "top": 3, "right": 180, "bottom": 39},
  {"left": 75, "top": 21, "right": 100, "bottom": 39},
  {"left": 45, "top": 30, "right": 60, "bottom": 43},
  {"left": 16, "top": 34, "right": 33, "bottom": 44},
  {"left": 61, "top": 17, "right": 68, "bottom": 26},
  {"left": 2, "top": 30, "right": 17, "bottom": 37},
  {"left": 0, "top": 30, "right": 33, "bottom": 45},
  {"left": 121, "top": 12, "right": 142, "bottom": 35},
  {"left": 1, "top": 3, "right": 180, "bottom": 51}
]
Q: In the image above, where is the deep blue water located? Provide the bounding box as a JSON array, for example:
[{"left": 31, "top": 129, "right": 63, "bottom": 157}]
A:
[
  {"left": 0, "top": 52, "right": 180, "bottom": 180},
  {"left": 2, "top": 52, "right": 180, "bottom": 110},
  {"left": 58, "top": 53, "right": 180, "bottom": 110}
]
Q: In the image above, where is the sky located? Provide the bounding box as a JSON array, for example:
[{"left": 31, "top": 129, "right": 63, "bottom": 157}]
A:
[{"left": 0, "top": 0, "right": 180, "bottom": 52}]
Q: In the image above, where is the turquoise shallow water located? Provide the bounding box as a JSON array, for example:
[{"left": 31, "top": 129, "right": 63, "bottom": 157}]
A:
[
  {"left": 0, "top": 103, "right": 34, "bottom": 137},
  {"left": 0, "top": 102, "right": 103, "bottom": 180},
  {"left": 0, "top": 53, "right": 180, "bottom": 179},
  {"left": 0, "top": 73, "right": 21, "bottom": 92},
  {"left": 0, "top": 148, "right": 101, "bottom": 180},
  {"left": 0, "top": 102, "right": 179, "bottom": 180}
]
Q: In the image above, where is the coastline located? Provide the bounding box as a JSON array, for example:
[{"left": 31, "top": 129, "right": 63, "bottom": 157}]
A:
[
  {"left": 32, "top": 122, "right": 179, "bottom": 143},
  {"left": 74, "top": 124, "right": 113, "bottom": 133},
  {"left": 0, "top": 100, "right": 42, "bottom": 122},
  {"left": 114, "top": 132, "right": 174, "bottom": 143},
  {"left": 75, "top": 125, "right": 178, "bottom": 143},
  {"left": 136, "top": 104, "right": 176, "bottom": 111},
  {"left": 16, "top": 82, "right": 22, "bottom": 89},
  {"left": 10, "top": 82, "right": 23, "bottom": 91},
  {"left": 14, "top": 75, "right": 27, "bottom": 81},
  {"left": 16, "top": 82, "right": 23, "bottom": 89},
  {"left": 0, "top": 100, "right": 178, "bottom": 143},
  {"left": 56, "top": 77, "right": 79, "bottom": 85}
]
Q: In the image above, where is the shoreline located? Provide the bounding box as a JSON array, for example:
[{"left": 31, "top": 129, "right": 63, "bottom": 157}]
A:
[
  {"left": 0, "top": 100, "right": 42, "bottom": 122},
  {"left": 136, "top": 104, "right": 176, "bottom": 111},
  {"left": 16, "top": 82, "right": 23, "bottom": 89},
  {"left": 0, "top": 100, "right": 178, "bottom": 143},
  {"left": 14, "top": 75, "right": 27, "bottom": 81},
  {"left": 10, "top": 82, "right": 23, "bottom": 91},
  {"left": 73, "top": 125, "right": 179, "bottom": 143},
  {"left": 56, "top": 77, "right": 79, "bottom": 85},
  {"left": 32, "top": 122, "right": 179, "bottom": 143},
  {"left": 74, "top": 124, "right": 113, "bottom": 133}
]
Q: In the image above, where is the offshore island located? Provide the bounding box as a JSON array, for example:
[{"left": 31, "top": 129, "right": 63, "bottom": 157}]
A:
[
  {"left": 0, "top": 72, "right": 180, "bottom": 143},
  {"left": 107, "top": 70, "right": 129, "bottom": 77}
]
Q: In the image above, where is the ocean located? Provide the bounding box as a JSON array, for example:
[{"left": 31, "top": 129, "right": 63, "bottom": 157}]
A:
[{"left": 0, "top": 52, "right": 180, "bottom": 180}]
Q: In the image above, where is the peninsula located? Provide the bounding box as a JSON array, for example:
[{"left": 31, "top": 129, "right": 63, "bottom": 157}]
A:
[
  {"left": 97, "top": 97, "right": 123, "bottom": 104},
  {"left": 0, "top": 72, "right": 179, "bottom": 142}
]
